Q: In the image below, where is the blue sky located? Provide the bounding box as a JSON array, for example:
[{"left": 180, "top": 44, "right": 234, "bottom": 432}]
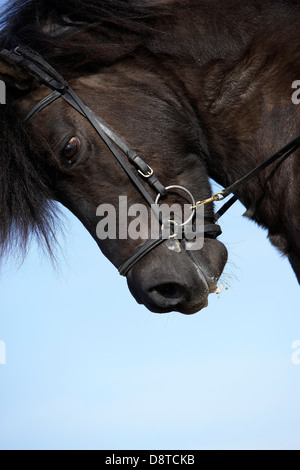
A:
[
  {"left": 0, "top": 0, "right": 300, "bottom": 451},
  {"left": 1, "top": 190, "right": 299, "bottom": 450}
]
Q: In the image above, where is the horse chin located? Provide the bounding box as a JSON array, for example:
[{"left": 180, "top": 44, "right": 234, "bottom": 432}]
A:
[{"left": 126, "top": 239, "right": 228, "bottom": 315}]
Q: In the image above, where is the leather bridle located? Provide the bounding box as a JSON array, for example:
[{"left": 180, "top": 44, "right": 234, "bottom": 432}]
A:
[
  {"left": 0, "top": 45, "right": 221, "bottom": 276},
  {"left": 2, "top": 45, "right": 300, "bottom": 276}
]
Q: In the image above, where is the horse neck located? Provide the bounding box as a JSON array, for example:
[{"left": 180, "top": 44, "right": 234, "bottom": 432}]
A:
[
  {"left": 152, "top": 3, "right": 299, "bottom": 181},
  {"left": 150, "top": 1, "right": 300, "bottom": 275}
]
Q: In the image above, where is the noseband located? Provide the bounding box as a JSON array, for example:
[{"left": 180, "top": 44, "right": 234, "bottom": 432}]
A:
[{"left": 1, "top": 45, "right": 221, "bottom": 276}]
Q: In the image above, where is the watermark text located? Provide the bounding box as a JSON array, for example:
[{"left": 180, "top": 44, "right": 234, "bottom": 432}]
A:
[
  {"left": 0, "top": 340, "right": 6, "bottom": 365},
  {"left": 291, "top": 81, "right": 300, "bottom": 104},
  {"left": 291, "top": 340, "right": 300, "bottom": 366},
  {"left": 96, "top": 196, "right": 205, "bottom": 250},
  {"left": 0, "top": 80, "right": 6, "bottom": 104}
]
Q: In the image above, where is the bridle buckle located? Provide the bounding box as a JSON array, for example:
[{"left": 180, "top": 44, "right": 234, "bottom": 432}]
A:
[{"left": 138, "top": 166, "right": 154, "bottom": 178}]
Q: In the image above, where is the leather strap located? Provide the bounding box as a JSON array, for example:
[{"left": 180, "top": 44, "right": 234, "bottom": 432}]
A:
[
  {"left": 118, "top": 234, "right": 165, "bottom": 276},
  {"left": 118, "top": 220, "right": 222, "bottom": 276},
  {"left": 214, "top": 195, "right": 238, "bottom": 221},
  {"left": 24, "top": 90, "right": 61, "bottom": 122},
  {"left": 220, "top": 137, "right": 300, "bottom": 200}
]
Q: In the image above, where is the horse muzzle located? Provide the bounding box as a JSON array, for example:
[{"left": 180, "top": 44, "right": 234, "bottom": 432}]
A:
[{"left": 126, "top": 238, "right": 228, "bottom": 314}]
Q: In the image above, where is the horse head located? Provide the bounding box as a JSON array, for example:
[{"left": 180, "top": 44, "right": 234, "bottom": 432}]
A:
[{"left": 0, "top": 49, "right": 227, "bottom": 314}]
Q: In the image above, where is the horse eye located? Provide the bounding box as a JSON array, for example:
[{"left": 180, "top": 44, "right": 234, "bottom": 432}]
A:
[{"left": 62, "top": 137, "right": 80, "bottom": 162}]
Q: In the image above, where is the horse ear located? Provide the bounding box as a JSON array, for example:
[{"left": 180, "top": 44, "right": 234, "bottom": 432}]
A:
[{"left": 0, "top": 53, "right": 33, "bottom": 91}]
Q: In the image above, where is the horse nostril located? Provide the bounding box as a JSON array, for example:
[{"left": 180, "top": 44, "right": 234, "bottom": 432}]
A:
[{"left": 149, "top": 283, "right": 186, "bottom": 303}]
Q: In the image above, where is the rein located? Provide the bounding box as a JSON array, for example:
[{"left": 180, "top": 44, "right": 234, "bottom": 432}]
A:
[{"left": 192, "top": 136, "right": 300, "bottom": 219}]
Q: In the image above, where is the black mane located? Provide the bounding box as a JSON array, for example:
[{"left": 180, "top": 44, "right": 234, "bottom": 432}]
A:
[
  {"left": 0, "top": 93, "right": 59, "bottom": 260},
  {"left": 0, "top": 0, "right": 170, "bottom": 77}
]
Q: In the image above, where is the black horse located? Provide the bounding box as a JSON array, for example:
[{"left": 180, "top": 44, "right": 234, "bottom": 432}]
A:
[{"left": 0, "top": 0, "right": 299, "bottom": 314}]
